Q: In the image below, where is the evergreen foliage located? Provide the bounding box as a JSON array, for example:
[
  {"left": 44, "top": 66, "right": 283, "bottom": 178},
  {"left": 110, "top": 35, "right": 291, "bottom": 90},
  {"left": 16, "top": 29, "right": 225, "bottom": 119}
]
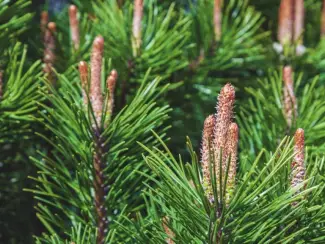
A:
[{"left": 1, "top": 0, "right": 325, "bottom": 243}]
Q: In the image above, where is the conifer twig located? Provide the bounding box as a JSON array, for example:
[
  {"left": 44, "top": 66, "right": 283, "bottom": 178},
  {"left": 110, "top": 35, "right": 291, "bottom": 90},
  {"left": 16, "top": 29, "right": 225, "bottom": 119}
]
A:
[
  {"left": 278, "top": 0, "right": 293, "bottom": 46},
  {"left": 291, "top": 128, "right": 305, "bottom": 205},
  {"left": 132, "top": 0, "right": 143, "bottom": 56},
  {"left": 89, "top": 37, "right": 109, "bottom": 244},
  {"left": 201, "top": 114, "right": 216, "bottom": 203},
  {"left": 93, "top": 132, "right": 108, "bottom": 244},
  {"left": 43, "top": 22, "right": 56, "bottom": 83},
  {"left": 69, "top": 5, "right": 80, "bottom": 51},
  {"left": 283, "top": 66, "right": 297, "bottom": 128},
  {"left": 79, "top": 61, "right": 88, "bottom": 107},
  {"left": 90, "top": 36, "right": 104, "bottom": 128},
  {"left": 214, "top": 0, "right": 222, "bottom": 42}
]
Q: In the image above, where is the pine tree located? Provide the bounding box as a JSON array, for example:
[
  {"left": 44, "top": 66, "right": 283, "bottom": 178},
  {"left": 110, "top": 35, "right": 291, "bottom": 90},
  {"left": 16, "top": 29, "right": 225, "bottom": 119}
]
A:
[{"left": 1, "top": 0, "right": 325, "bottom": 243}]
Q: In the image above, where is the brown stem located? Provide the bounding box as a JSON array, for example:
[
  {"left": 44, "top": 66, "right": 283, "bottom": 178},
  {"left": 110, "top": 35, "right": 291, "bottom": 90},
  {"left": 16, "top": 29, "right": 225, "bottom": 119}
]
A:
[
  {"left": 117, "top": 0, "right": 124, "bottom": 8},
  {"left": 321, "top": 0, "right": 325, "bottom": 38},
  {"left": 93, "top": 131, "right": 108, "bottom": 244}
]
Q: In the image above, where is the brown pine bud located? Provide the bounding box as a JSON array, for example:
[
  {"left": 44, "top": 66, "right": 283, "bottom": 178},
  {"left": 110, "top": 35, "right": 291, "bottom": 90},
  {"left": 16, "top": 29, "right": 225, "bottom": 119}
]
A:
[
  {"left": 214, "top": 83, "right": 235, "bottom": 151},
  {"left": 201, "top": 115, "right": 216, "bottom": 203},
  {"left": 105, "top": 69, "right": 118, "bottom": 125},
  {"left": 322, "top": 0, "right": 325, "bottom": 38},
  {"left": 293, "top": 0, "right": 304, "bottom": 45},
  {"left": 291, "top": 128, "right": 305, "bottom": 204},
  {"left": 69, "top": 5, "right": 80, "bottom": 50},
  {"left": 278, "top": 0, "right": 293, "bottom": 45},
  {"left": 90, "top": 36, "right": 104, "bottom": 128},
  {"left": 213, "top": 83, "right": 235, "bottom": 204},
  {"left": 48, "top": 22, "right": 56, "bottom": 34},
  {"left": 162, "top": 217, "right": 175, "bottom": 244},
  {"left": 132, "top": 0, "right": 143, "bottom": 54},
  {"left": 43, "top": 22, "right": 56, "bottom": 82},
  {"left": 283, "top": 66, "right": 298, "bottom": 128},
  {"left": 214, "top": 0, "right": 223, "bottom": 42},
  {"left": 225, "top": 122, "right": 238, "bottom": 206},
  {"left": 40, "top": 11, "right": 49, "bottom": 35},
  {"left": 79, "top": 61, "right": 88, "bottom": 107}
]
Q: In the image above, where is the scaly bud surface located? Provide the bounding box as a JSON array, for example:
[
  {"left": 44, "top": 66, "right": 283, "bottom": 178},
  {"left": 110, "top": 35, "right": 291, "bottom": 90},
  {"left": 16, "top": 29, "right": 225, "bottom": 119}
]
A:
[
  {"left": 283, "top": 66, "right": 298, "bottom": 128},
  {"left": 201, "top": 115, "right": 216, "bottom": 203},
  {"left": 79, "top": 61, "right": 88, "bottom": 107},
  {"left": 225, "top": 122, "right": 238, "bottom": 206},
  {"left": 90, "top": 36, "right": 104, "bottom": 128},
  {"left": 291, "top": 128, "right": 305, "bottom": 205}
]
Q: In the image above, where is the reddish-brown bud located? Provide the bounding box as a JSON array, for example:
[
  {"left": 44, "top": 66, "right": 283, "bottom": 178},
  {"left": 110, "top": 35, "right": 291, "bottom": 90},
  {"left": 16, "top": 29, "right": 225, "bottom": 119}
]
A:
[
  {"left": 90, "top": 36, "right": 104, "bottom": 128},
  {"left": 105, "top": 69, "right": 118, "bottom": 126},
  {"left": 278, "top": 0, "right": 293, "bottom": 45},
  {"left": 293, "top": 0, "right": 304, "bottom": 44},
  {"left": 213, "top": 83, "right": 235, "bottom": 204},
  {"left": 214, "top": 0, "right": 222, "bottom": 42},
  {"left": 132, "top": 0, "right": 143, "bottom": 54},
  {"left": 43, "top": 22, "right": 56, "bottom": 82},
  {"left": 69, "top": 5, "right": 80, "bottom": 50},
  {"left": 291, "top": 128, "right": 305, "bottom": 204},
  {"left": 225, "top": 122, "right": 238, "bottom": 206},
  {"left": 48, "top": 22, "right": 56, "bottom": 32},
  {"left": 201, "top": 115, "right": 216, "bottom": 203},
  {"left": 214, "top": 83, "right": 235, "bottom": 151},
  {"left": 40, "top": 11, "right": 49, "bottom": 35},
  {"left": 283, "top": 66, "right": 298, "bottom": 128},
  {"left": 79, "top": 61, "right": 88, "bottom": 107}
]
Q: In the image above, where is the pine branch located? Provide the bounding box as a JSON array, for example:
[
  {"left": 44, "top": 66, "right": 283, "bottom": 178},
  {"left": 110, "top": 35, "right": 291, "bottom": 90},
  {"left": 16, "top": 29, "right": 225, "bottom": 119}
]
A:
[{"left": 29, "top": 43, "right": 171, "bottom": 241}]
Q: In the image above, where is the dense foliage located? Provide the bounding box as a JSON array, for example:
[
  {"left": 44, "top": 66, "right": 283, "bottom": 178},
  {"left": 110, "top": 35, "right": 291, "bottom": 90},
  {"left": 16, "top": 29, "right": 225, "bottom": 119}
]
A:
[{"left": 1, "top": 0, "right": 325, "bottom": 243}]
